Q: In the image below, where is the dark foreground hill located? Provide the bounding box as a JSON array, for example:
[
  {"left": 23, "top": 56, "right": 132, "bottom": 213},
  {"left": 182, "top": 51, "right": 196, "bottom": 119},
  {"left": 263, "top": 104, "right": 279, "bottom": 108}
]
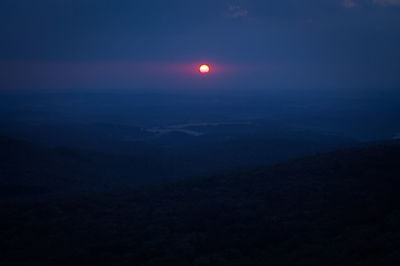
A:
[
  {"left": 1, "top": 143, "right": 400, "bottom": 265},
  {"left": 0, "top": 136, "right": 184, "bottom": 198}
]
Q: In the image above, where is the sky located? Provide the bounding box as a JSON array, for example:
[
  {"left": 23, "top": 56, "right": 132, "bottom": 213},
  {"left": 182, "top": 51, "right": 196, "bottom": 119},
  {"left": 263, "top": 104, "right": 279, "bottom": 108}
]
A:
[{"left": 1, "top": 0, "right": 400, "bottom": 91}]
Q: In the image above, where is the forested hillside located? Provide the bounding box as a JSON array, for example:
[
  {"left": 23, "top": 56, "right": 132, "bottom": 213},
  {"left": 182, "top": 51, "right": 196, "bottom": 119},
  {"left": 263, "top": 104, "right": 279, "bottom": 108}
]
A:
[{"left": 1, "top": 143, "right": 400, "bottom": 265}]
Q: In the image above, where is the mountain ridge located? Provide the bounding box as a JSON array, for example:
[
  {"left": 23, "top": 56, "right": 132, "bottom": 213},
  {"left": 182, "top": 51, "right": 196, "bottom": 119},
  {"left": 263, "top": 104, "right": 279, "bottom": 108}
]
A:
[{"left": 1, "top": 142, "right": 400, "bottom": 265}]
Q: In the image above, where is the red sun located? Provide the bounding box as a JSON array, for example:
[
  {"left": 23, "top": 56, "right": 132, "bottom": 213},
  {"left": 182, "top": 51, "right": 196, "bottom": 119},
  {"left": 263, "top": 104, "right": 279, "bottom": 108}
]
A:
[{"left": 199, "top": 64, "right": 210, "bottom": 74}]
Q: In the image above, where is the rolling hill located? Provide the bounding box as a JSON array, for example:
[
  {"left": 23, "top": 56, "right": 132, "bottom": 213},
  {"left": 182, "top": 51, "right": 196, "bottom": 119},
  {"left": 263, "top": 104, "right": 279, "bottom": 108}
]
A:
[{"left": 1, "top": 142, "right": 400, "bottom": 265}]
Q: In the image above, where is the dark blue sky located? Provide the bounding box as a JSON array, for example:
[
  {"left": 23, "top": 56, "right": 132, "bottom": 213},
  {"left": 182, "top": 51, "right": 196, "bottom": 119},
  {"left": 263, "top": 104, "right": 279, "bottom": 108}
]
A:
[{"left": 1, "top": 0, "right": 400, "bottom": 90}]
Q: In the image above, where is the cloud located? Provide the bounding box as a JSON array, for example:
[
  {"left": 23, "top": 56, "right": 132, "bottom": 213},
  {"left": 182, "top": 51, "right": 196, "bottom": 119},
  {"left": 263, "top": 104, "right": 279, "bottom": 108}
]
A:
[
  {"left": 341, "top": 0, "right": 400, "bottom": 8},
  {"left": 373, "top": 0, "right": 400, "bottom": 6},
  {"left": 225, "top": 5, "right": 248, "bottom": 19},
  {"left": 342, "top": 0, "right": 358, "bottom": 8}
]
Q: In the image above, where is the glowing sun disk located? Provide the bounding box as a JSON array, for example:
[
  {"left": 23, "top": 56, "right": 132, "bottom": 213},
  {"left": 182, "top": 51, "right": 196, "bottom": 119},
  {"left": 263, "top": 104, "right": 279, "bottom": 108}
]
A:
[{"left": 199, "top": 64, "right": 210, "bottom": 74}]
